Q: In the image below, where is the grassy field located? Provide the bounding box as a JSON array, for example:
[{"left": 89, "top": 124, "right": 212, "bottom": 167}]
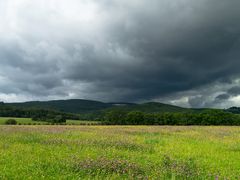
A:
[
  {"left": 0, "top": 126, "right": 239, "bottom": 179},
  {"left": 0, "top": 117, "right": 100, "bottom": 125}
]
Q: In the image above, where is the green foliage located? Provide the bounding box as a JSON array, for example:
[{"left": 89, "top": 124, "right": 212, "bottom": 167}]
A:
[
  {"left": 32, "top": 114, "right": 66, "bottom": 123},
  {"left": 0, "top": 104, "right": 80, "bottom": 122},
  {"left": 104, "top": 109, "right": 240, "bottom": 125},
  {"left": 126, "top": 111, "right": 144, "bottom": 125},
  {"left": 104, "top": 109, "right": 127, "bottom": 125},
  {"left": 5, "top": 119, "right": 17, "bottom": 125},
  {"left": 53, "top": 115, "right": 66, "bottom": 123}
]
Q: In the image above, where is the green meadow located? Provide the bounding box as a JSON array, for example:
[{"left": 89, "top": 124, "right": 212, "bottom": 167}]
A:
[
  {"left": 0, "top": 117, "right": 100, "bottom": 125},
  {"left": 0, "top": 125, "right": 239, "bottom": 179}
]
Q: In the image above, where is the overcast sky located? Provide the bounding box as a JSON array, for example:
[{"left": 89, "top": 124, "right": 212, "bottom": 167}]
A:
[{"left": 0, "top": 0, "right": 240, "bottom": 108}]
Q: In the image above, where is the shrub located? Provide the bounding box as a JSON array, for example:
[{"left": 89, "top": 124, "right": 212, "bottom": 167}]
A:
[
  {"left": 53, "top": 115, "right": 66, "bottom": 123},
  {"left": 5, "top": 119, "right": 17, "bottom": 125}
]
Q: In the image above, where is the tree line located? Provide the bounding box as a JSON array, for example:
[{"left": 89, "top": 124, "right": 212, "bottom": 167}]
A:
[
  {"left": 1, "top": 103, "right": 240, "bottom": 125},
  {"left": 0, "top": 104, "right": 80, "bottom": 123},
  {"left": 103, "top": 109, "right": 240, "bottom": 125}
]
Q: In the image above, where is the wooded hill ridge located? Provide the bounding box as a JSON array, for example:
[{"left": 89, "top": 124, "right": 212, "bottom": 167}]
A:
[
  {"left": 4, "top": 99, "right": 203, "bottom": 114},
  {"left": 1, "top": 99, "right": 240, "bottom": 125},
  {"left": 1, "top": 99, "right": 237, "bottom": 114}
]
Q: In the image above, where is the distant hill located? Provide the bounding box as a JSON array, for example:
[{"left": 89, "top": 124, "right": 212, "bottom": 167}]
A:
[
  {"left": 0, "top": 99, "right": 239, "bottom": 125},
  {"left": 5, "top": 99, "right": 202, "bottom": 115},
  {"left": 104, "top": 102, "right": 191, "bottom": 113},
  {"left": 1, "top": 99, "right": 237, "bottom": 122},
  {"left": 7, "top": 99, "right": 112, "bottom": 114},
  {"left": 226, "top": 107, "right": 240, "bottom": 114}
]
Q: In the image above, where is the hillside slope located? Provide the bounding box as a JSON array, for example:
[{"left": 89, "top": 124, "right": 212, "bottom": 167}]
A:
[
  {"left": 5, "top": 99, "right": 198, "bottom": 115},
  {"left": 8, "top": 99, "right": 112, "bottom": 114},
  {"left": 104, "top": 102, "right": 191, "bottom": 113}
]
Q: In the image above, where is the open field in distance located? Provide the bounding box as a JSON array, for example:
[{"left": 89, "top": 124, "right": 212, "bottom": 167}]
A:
[
  {"left": 0, "top": 117, "right": 100, "bottom": 125},
  {"left": 0, "top": 126, "right": 239, "bottom": 179}
]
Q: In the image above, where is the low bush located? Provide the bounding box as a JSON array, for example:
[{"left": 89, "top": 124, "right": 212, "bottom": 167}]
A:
[{"left": 5, "top": 119, "right": 17, "bottom": 125}]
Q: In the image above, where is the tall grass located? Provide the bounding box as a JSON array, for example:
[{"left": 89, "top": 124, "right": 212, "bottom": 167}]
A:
[{"left": 0, "top": 126, "right": 239, "bottom": 179}]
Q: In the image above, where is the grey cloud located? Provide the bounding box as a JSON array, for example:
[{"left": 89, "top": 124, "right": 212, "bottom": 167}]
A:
[
  {"left": 215, "top": 94, "right": 230, "bottom": 100},
  {"left": 61, "top": 0, "right": 240, "bottom": 102},
  {"left": 0, "top": 0, "right": 240, "bottom": 106},
  {"left": 228, "top": 86, "right": 240, "bottom": 96}
]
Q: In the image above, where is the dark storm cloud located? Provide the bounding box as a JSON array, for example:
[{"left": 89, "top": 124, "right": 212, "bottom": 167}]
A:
[
  {"left": 215, "top": 94, "right": 230, "bottom": 100},
  {"left": 62, "top": 0, "right": 240, "bottom": 103},
  {"left": 210, "top": 86, "right": 240, "bottom": 107},
  {"left": 0, "top": 0, "right": 240, "bottom": 106},
  {"left": 228, "top": 86, "right": 240, "bottom": 96}
]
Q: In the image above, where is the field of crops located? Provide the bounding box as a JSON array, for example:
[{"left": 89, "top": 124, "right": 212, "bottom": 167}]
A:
[{"left": 0, "top": 126, "right": 239, "bottom": 179}]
